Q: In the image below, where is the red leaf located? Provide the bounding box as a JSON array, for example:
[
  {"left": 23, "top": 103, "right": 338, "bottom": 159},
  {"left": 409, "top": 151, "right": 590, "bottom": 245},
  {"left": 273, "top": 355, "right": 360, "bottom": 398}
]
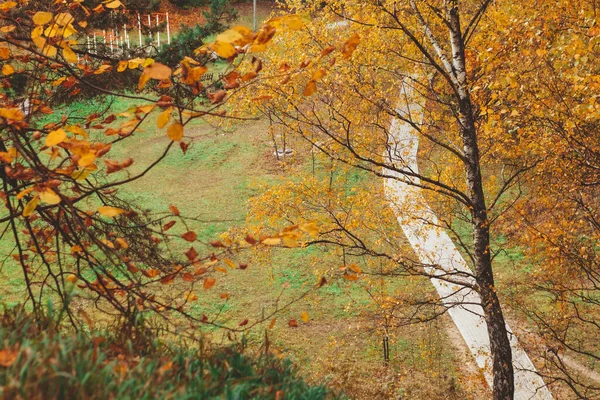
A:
[
  {"left": 182, "top": 272, "right": 194, "bottom": 282},
  {"left": 239, "top": 263, "right": 248, "bottom": 270},
  {"left": 182, "top": 231, "right": 197, "bottom": 242},
  {"left": 169, "top": 204, "right": 180, "bottom": 216},
  {"left": 288, "top": 319, "right": 298, "bottom": 328},
  {"left": 163, "top": 220, "right": 176, "bottom": 231},
  {"left": 239, "top": 319, "right": 249, "bottom": 326}
]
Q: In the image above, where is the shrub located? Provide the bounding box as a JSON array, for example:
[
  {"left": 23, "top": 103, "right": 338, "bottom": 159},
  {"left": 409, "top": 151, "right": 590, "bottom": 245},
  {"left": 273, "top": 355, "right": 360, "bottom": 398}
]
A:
[{"left": 0, "top": 309, "right": 337, "bottom": 399}]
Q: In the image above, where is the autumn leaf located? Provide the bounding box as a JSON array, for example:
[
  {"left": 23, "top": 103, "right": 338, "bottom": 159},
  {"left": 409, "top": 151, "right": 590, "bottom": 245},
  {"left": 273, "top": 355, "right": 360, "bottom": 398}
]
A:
[
  {"left": 269, "top": 318, "right": 277, "bottom": 329},
  {"left": 39, "top": 189, "right": 61, "bottom": 205},
  {"left": 303, "top": 80, "right": 317, "bottom": 96},
  {"left": 104, "top": 0, "right": 122, "bottom": 9},
  {"left": 45, "top": 128, "right": 67, "bottom": 147},
  {"left": 0, "top": 348, "right": 18, "bottom": 367},
  {"left": 203, "top": 277, "right": 216, "bottom": 289},
  {"left": 2, "top": 64, "right": 14, "bottom": 76},
  {"left": 139, "top": 62, "right": 172, "bottom": 90},
  {"left": 169, "top": 204, "right": 180, "bottom": 216},
  {"left": 98, "top": 206, "right": 125, "bottom": 217},
  {"left": 210, "top": 41, "right": 237, "bottom": 59},
  {"left": 342, "top": 34, "right": 360, "bottom": 59},
  {"left": 348, "top": 264, "right": 362, "bottom": 274},
  {"left": 301, "top": 311, "right": 309, "bottom": 322},
  {"left": 288, "top": 319, "right": 298, "bottom": 328},
  {"left": 22, "top": 196, "right": 40, "bottom": 217},
  {"left": 208, "top": 90, "right": 227, "bottom": 104},
  {"left": 33, "top": 11, "right": 53, "bottom": 26},
  {"left": 66, "top": 274, "right": 78, "bottom": 283},
  {"left": 185, "top": 291, "right": 198, "bottom": 301},
  {"left": 167, "top": 122, "right": 184, "bottom": 141},
  {"left": 182, "top": 231, "right": 197, "bottom": 242},
  {"left": 157, "top": 107, "right": 172, "bottom": 129},
  {"left": 261, "top": 237, "right": 281, "bottom": 246}
]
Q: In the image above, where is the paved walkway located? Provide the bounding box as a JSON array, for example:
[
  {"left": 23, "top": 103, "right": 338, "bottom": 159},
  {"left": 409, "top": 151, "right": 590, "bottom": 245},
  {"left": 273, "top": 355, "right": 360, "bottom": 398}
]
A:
[{"left": 383, "top": 82, "right": 553, "bottom": 399}]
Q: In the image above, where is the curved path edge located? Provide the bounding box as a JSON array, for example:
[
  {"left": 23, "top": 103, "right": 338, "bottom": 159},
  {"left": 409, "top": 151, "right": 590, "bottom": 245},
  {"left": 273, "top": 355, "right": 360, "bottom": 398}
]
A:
[{"left": 383, "top": 83, "right": 553, "bottom": 400}]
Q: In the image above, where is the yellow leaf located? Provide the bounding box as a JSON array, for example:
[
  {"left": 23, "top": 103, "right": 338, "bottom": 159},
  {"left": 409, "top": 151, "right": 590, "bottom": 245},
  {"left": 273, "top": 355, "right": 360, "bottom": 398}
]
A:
[
  {"left": 216, "top": 29, "right": 244, "bottom": 44},
  {"left": 55, "top": 13, "right": 74, "bottom": 26},
  {"left": 62, "top": 46, "right": 77, "bottom": 63},
  {"left": 301, "top": 311, "right": 309, "bottom": 322},
  {"left": 2, "top": 64, "right": 14, "bottom": 76},
  {"left": 117, "top": 60, "right": 128, "bottom": 72},
  {"left": 261, "top": 237, "right": 281, "bottom": 246},
  {"left": 167, "top": 122, "right": 184, "bottom": 141},
  {"left": 0, "top": 2, "right": 17, "bottom": 11},
  {"left": 303, "top": 80, "right": 317, "bottom": 96},
  {"left": 0, "top": 25, "right": 15, "bottom": 33},
  {"left": 115, "top": 237, "right": 128, "bottom": 249},
  {"left": 157, "top": 107, "right": 172, "bottom": 129},
  {"left": 223, "top": 258, "right": 236, "bottom": 269},
  {"left": 138, "top": 62, "right": 171, "bottom": 90},
  {"left": 104, "top": 0, "right": 122, "bottom": 9},
  {"left": 210, "top": 41, "right": 237, "bottom": 59},
  {"left": 31, "top": 26, "right": 43, "bottom": 39},
  {"left": 78, "top": 152, "right": 96, "bottom": 167},
  {"left": 45, "top": 128, "right": 67, "bottom": 147},
  {"left": 43, "top": 45, "right": 57, "bottom": 58},
  {"left": 299, "top": 222, "right": 319, "bottom": 237},
  {"left": 98, "top": 206, "right": 125, "bottom": 217},
  {"left": 39, "top": 189, "right": 61, "bottom": 205},
  {"left": 65, "top": 125, "right": 88, "bottom": 138},
  {"left": 185, "top": 291, "right": 198, "bottom": 301},
  {"left": 66, "top": 274, "right": 78, "bottom": 283},
  {"left": 312, "top": 68, "right": 327, "bottom": 81},
  {"left": 282, "top": 236, "right": 300, "bottom": 248},
  {"left": 23, "top": 196, "right": 40, "bottom": 217},
  {"left": 33, "top": 11, "right": 53, "bottom": 26}
]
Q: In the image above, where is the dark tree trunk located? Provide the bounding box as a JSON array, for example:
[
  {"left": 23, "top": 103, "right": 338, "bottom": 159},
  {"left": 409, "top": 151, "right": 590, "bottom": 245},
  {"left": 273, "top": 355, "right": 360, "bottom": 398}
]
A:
[{"left": 447, "top": 2, "right": 515, "bottom": 398}]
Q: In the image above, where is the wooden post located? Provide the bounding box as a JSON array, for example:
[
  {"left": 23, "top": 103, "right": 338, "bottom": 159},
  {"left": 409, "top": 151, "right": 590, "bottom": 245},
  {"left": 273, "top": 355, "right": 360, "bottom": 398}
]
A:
[
  {"left": 147, "top": 14, "right": 152, "bottom": 44},
  {"left": 166, "top": 12, "right": 171, "bottom": 45},
  {"left": 124, "top": 24, "right": 129, "bottom": 48},
  {"left": 87, "top": 36, "right": 91, "bottom": 53},
  {"left": 156, "top": 14, "right": 160, "bottom": 49},
  {"left": 93, "top": 33, "right": 97, "bottom": 53},
  {"left": 137, "top": 14, "right": 143, "bottom": 47}
]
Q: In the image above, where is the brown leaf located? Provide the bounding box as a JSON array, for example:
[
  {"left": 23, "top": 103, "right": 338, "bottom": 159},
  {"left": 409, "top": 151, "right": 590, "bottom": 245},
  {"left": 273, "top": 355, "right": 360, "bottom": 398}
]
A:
[
  {"left": 239, "top": 319, "right": 249, "bottom": 326},
  {"left": 288, "top": 319, "right": 298, "bottom": 328},
  {"left": 185, "top": 247, "right": 197, "bottom": 261},
  {"left": 182, "top": 231, "right": 197, "bottom": 242},
  {"left": 207, "top": 90, "right": 227, "bottom": 104},
  {"left": 182, "top": 272, "right": 195, "bottom": 282}
]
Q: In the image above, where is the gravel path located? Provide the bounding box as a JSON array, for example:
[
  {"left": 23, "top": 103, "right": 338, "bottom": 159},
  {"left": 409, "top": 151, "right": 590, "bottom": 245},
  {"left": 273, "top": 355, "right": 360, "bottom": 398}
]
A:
[{"left": 383, "top": 83, "right": 553, "bottom": 399}]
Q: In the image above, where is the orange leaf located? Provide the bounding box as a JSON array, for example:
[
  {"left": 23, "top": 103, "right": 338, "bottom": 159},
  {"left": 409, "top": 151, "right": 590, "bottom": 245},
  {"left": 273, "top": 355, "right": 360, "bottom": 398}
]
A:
[
  {"left": 0, "top": 348, "right": 18, "bottom": 367},
  {"left": 303, "top": 80, "right": 317, "bottom": 96},
  {"left": 98, "top": 206, "right": 125, "bottom": 217},
  {"left": 269, "top": 318, "right": 277, "bottom": 329},
  {"left": 157, "top": 107, "right": 172, "bottom": 129},
  {"left": 342, "top": 33, "right": 360, "bottom": 59},
  {"left": 182, "top": 272, "right": 194, "bottom": 282},
  {"left": 169, "top": 204, "right": 180, "bottom": 216},
  {"left": 203, "top": 277, "right": 216, "bottom": 289}
]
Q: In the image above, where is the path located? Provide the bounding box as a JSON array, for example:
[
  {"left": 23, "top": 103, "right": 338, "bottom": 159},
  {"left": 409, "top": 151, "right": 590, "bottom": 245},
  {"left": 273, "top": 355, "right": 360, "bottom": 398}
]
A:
[{"left": 383, "top": 82, "right": 553, "bottom": 399}]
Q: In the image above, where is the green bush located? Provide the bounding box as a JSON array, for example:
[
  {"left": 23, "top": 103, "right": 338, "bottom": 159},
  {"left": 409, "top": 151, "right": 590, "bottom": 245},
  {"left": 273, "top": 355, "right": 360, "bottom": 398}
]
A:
[{"left": 0, "top": 310, "right": 337, "bottom": 399}]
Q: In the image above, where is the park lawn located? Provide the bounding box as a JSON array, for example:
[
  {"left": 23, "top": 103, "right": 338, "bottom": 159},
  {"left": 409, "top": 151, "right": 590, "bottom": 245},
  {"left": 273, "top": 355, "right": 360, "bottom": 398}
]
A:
[{"left": 0, "top": 93, "right": 484, "bottom": 399}]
